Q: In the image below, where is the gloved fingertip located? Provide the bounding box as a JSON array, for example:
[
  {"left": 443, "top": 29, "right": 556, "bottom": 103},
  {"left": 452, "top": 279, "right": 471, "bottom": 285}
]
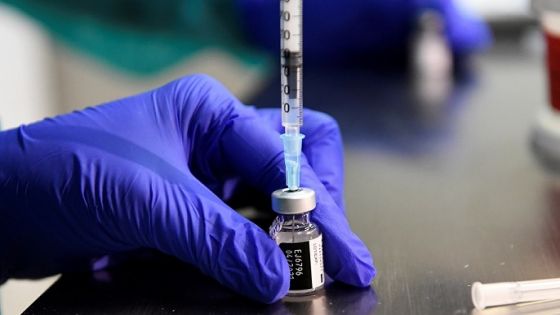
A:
[
  {"left": 254, "top": 247, "right": 290, "bottom": 304},
  {"left": 178, "top": 198, "right": 290, "bottom": 304},
  {"left": 227, "top": 225, "right": 290, "bottom": 304},
  {"left": 353, "top": 258, "right": 377, "bottom": 288},
  {"left": 318, "top": 212, "right": 376, "bottom": 288},
  {"left": 337, "top": 248, "right": 376, "bottom": 288},
  {"left": 259, "top": 271, "right": 290, "bottom": 304}
]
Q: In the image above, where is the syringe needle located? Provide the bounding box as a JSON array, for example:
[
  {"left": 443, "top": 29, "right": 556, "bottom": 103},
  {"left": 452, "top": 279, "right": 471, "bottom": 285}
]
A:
[{"left": 281, "top": 133, "right": 304, "bottom": 191}]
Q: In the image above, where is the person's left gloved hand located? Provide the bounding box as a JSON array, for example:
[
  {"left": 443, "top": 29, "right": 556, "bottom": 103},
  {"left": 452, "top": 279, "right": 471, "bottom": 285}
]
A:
[
  {"left": 0, "top": 74, "right": 374, "bottom": 303},
  {"left": 236, "top": 0, "right": 491, "bottom": 62}
]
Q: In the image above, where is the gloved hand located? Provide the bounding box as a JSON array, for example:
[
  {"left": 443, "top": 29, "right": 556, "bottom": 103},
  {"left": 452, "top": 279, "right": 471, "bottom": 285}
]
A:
[
  {"left": 236, "top": 0, "right": 491, "bottom": 62},
  {"left": 0, "top": 74, "right": 375, "bottom": 303}
]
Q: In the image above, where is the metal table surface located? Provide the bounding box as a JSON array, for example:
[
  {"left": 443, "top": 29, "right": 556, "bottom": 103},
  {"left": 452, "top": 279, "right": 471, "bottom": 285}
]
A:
[{"left": 24, "top": 41, "right": 557, "bottom": 314}]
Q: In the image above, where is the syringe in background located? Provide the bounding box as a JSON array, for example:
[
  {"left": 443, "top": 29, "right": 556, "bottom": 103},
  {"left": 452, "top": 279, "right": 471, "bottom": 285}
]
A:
[
  {"left": 280, "top": 0, "right": 304, "bottom": 191},
  {"left": 472, "top": 278, "right": 560, "bottom": 310}
]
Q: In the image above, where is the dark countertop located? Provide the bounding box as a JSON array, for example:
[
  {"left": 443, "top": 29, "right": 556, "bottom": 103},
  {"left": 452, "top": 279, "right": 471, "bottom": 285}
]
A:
[{"left": 24, "top": 40, "right": 557, "bottom": 314}]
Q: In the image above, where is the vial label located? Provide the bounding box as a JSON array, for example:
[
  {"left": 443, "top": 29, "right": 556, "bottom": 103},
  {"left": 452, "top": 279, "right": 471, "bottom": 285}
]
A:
[{"left": 279, "top": 235, "right": 324, "bottom": 291}]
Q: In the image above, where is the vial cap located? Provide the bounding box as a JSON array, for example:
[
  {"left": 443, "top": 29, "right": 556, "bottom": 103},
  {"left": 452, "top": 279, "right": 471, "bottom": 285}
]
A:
[{"left": 271, "top": 188, "right": 316, "bottom": 215}]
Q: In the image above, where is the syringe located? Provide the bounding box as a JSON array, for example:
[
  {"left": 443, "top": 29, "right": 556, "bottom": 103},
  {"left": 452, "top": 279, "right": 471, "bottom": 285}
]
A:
[
  {"left": 280, "top": 0, "right": 304, "bottom": 191},
  {"left": 472, "top": 278, "right": 560, "bottom": 310}
]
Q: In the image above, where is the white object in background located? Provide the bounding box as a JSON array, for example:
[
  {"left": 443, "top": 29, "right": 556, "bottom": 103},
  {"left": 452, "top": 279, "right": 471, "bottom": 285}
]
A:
[
  {"left": 456, "top": 0, "right": 530, "bottom": 20},
  {"left": 412, "top": 11, "right": 452, "bottom": 82},
  {"left": 533, "top": 107, "right": 560, "bottom": 155},
  {"left": 411, "top": 10, "right": 452, "bottom": 111},
  {"left": 542, "top": 9, "right": 560, "bottom": 37},
  {"left": 472, "top": 279, "right": 560, "bottom": 310},
  {"left": 0, "top": 5, "right": 59, "bottom": 315},
  {"left": 0, "top": 277, "right": 59, "bottom": 315},
  {"left": 0, "top": 3, "right": 57, "bottom": 130}
]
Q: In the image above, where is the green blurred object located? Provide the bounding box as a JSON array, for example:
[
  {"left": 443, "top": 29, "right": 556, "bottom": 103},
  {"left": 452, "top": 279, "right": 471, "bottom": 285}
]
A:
[{"left": 1, "top": 0, "right": 270, "bottom": 75}]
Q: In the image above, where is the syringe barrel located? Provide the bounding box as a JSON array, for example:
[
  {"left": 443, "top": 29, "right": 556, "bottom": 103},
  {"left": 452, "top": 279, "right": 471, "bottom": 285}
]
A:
[
  {"left": 472, "top": 278, "right": 560, "bottom": 310},
  {"left": 280, "top": 0, "right": 302, "bottom": 52},
  {"left": 280, "top": 0, "right": 303, "bottom": 130},
  {"left": 516, "top": 278, "right": 560, "bottom": 300}
]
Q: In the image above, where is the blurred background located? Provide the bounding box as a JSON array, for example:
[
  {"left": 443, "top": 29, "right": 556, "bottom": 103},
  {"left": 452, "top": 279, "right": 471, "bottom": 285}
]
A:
[{"left": 0, "top": 0, "right": 545, "bottom": 314}]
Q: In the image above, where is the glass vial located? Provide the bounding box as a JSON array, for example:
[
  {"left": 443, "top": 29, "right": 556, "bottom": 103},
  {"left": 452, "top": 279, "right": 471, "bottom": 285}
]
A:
[{"left": 270, "top": 188, "right": 325, "bottom": 295}]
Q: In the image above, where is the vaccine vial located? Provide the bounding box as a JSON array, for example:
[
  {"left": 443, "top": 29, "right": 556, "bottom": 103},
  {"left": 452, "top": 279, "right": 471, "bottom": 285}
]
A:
[{"left": 270, "top": 188, "right": 325, "bottom": 295}]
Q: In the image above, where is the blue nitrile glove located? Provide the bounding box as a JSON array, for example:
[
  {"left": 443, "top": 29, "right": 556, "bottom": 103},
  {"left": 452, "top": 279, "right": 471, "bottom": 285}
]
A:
[
  {"left": 0, "top": 74, "right": 375, "bottom": 303},
  {"left": 235, "top": 0, "right": 491, "bottom": 62}
]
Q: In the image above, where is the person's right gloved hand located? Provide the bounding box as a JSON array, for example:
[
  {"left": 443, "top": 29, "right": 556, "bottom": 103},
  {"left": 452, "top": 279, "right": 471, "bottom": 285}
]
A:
[{"left": 0, "top": 74, "right": 375, "bottom": 303}]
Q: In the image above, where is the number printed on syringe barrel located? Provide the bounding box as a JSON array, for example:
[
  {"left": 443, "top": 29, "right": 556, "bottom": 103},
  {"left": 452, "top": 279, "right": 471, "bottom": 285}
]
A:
[{"left": 280, "top": 0, "right": 303, "bottom": 131}]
